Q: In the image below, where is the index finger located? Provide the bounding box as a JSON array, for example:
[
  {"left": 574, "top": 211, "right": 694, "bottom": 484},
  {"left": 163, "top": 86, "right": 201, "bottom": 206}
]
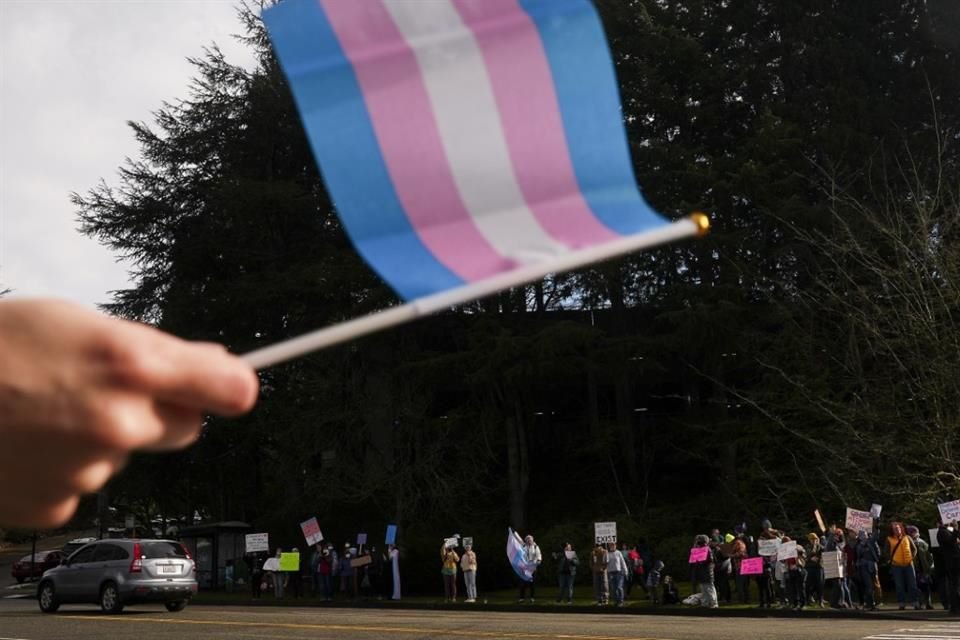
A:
[{"left": 98, "top": 322, "right": 259, "bottom": 415}]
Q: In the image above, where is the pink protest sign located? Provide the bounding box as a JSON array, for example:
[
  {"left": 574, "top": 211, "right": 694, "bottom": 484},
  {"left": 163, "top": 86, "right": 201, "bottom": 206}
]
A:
[
  {"left": 740, "top": 557, "right": 763, "bottom": 575},
  {"left": 688, "top": 546, "right": 709, "bottom": 563},
  {"left": 300, "top": 517, "right": 323, "bottom": 546}
]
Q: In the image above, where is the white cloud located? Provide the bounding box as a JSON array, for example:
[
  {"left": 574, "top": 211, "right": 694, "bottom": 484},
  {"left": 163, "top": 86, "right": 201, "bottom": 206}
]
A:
[{"left": 0, "top": 0, "right": 257, "bottom": 308}]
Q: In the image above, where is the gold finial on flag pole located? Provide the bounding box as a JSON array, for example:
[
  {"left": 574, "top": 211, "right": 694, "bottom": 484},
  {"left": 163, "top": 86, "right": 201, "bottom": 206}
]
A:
[{"left": 690, "top": 212, "right": 710, "bottom": 236}]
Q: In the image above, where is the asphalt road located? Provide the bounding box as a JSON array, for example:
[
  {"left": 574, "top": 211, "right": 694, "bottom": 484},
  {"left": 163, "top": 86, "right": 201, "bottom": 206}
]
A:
[{"left": 2, "top": 600, "right": 960, "bottom": 640}]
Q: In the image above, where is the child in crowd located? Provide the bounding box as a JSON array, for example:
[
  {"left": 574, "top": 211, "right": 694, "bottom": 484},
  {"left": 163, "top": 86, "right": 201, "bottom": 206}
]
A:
[{"left": 662, "top": 575, "right": 680, "bottom": 605}]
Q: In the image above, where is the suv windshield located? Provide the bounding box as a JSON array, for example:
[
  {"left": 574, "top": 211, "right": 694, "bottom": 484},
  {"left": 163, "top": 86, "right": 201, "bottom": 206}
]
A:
[{"left": 141, "top": 542, "right": 187, "bottom": 559}]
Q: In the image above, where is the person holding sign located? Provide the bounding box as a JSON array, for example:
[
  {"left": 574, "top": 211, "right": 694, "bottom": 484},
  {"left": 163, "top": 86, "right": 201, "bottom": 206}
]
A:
[
  {"left": 756, "top": 519, "right": 781, "bottom": 608},
  {"left": 690, "top": 534, "right": 718, "bottom": 608},
  {"left": 590, "top": 543, "right": 609, "bottom": 605},
  {"left": 937, "top": 520, "right": 960, "bottom": 612},
  {"left": 555, "top": 543, "right": 578, "bottom": 604},
  {"left": 441, "top": 542, "right": 460, "bottom": 603}
]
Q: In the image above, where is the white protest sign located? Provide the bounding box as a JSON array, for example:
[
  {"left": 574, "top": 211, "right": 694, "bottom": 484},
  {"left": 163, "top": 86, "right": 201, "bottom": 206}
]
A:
[
  {"left": 822, "top": 550, "right": 844, "bottom": 579},
  {"left": 462, "top": 537, "right": 474, "bottom": 548},
  {"left": 444, "top": 536, "right": 459, "bottom": 549},
  {"left": 870, "top": 504, "right": 883, "bottom": 518},
  {"left": 262, "top": 557, "right": 280, "bottom": 572},
  {"left": 939, "top": 500, "right": 960, "bottom": 525},
  {"left": 245, "top": 533, "right": 269, "bottom": 553},
  {"left": 930, "top": 528, "right": 941, "bottom": 548},
  {"left": 777, "top": 540, "right": 798, "bottom": 561},
  {"left": 594, "top": 522, "right": 617, "bottom": 544},
  {"left": 845, "top": 508, "right": 873, "bottom": 534},
  {"left": 758, "top": 538, "right": 781, "bottom": 557},
  {"left": 300, "top": 517, "right": 324, "bottom": 546}
]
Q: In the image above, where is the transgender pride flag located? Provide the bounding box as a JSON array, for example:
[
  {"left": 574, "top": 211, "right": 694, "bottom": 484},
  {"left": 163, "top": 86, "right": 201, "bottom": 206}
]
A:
[{"left": 246, "top": 0, "right": 707, "bottom": 369}]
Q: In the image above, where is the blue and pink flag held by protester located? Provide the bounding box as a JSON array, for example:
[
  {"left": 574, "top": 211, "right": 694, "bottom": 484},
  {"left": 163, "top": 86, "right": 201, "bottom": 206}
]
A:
[
  {"left": 245, "top": 0, "right": 708, "bottom": 369},
  {"left": 506, "top": 528, "right": 536, "bottom": 582}
]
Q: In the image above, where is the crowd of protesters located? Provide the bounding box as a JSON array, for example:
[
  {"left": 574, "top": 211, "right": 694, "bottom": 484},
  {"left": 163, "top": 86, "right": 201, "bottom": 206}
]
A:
[
  {"left": 245, "top": 541, "right": 401, "bottom": 601},
  {"left": 234, "top": 515, "right": 960, "bottom": 610},
  {"left": 679, "top": 517, "right": 960, "bottom": 612}
]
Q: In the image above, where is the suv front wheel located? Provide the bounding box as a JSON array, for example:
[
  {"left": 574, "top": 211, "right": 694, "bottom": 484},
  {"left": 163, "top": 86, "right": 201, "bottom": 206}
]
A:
[
  {"left": 164, "top": 600, "right": 188, "bottom": 612},
  {"left": 99, "top": 581, "right": 124, "bottom": 614},
  {"left": 38, "top": 581, "right": 59, "bottom": 613}
]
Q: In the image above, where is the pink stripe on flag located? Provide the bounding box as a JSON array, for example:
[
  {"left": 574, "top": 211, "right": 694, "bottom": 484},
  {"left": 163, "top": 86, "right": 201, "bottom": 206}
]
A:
[
  {"left": 320, "top": 0, "right": 516, "bottom": 282},
  {"left": 452, "top": 0, "right": 619, "bottom": 247}
]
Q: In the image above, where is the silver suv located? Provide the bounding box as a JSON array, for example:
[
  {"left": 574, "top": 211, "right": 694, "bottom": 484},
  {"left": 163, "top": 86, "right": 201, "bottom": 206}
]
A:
[{"left": 37, "top": 539, "right": 197, "bottom": 614}]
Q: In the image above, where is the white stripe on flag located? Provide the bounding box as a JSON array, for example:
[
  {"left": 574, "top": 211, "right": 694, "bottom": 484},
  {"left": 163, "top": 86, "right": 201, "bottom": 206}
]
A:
[{"left": 381, "top": 0, "right": 566, "bottom": 264}]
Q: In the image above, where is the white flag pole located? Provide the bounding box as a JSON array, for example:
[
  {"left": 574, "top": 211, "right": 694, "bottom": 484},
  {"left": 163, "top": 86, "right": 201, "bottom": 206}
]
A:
[{"left": 242, "top": 214, "right": 708, "bottom": 370}]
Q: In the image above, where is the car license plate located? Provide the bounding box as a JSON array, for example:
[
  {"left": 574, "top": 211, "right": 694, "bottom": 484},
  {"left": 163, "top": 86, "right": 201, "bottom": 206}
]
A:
[{"left": 160, "top": 565, "right": 178, "bottom": 574}]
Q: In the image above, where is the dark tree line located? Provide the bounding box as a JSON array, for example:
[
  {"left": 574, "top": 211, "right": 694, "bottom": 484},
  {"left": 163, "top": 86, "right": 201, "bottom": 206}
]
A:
[{"left": 71, "top": 1, "right": 960, "bottom": 590}]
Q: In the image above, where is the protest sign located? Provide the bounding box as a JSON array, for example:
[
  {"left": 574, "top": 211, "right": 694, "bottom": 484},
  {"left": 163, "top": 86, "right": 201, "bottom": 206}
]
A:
[
  {"left": 870, "top": 504, "right": 883, "bottom": 518},
  {"left": 758, "top": 538, "right": 780, "bottom": 557},
  {"left": 444, "top": 536, "right": 459, "bottom": 549},
  {"left": 594, "top": 521, "right": 617, "bottom": 544},
  {"left": 777, "top": 540, "right": 797, "bottom": 561},
  {"left": 931, "top": 528, "right": 941, "bottom": 548},
  {"left": 245, "top": 533, "right": 269, "bottom": 554},
  {"left": 279, "top": 552, "right": 300, "bottom": 572},
  {"left": 822, "top": 550, "right": 844, "bottom": 579},
  {"left": 740, "top": 557, "right": 763, "bottom": 575},
  {"left": 718, "top": 542, "right": 735, "bottom": 557},
  {"left": 939, "top": 500, "right": 960, "bottom": 525},
  {"left": 357, "top": 533, "right": 367, "bottom": 546},
  {"left": 688, "top": 546, "right": 709, "bottom": 564},
  {"left": 845, "top": 508, "right": 873, "bottom": 534},
  {"left": 463, "top": 537, "right": 474, "bottom": 548},
  {"left": 350, "top": 555, "right": 373, "bottom": 568},
  {"left": 385, "top": 524, "right": 398, "bottom": 545},
  {"left": 262, "top": 557, "right": 280, "bottom": 572},
  {"left": 564, "top": 550, "right": 575, "bottom": 560},
  {"left": 814, "top": 509, "right": 826, "bottom": 533},
  {"left": 300, "top": 517, "right": 323, "bottom": 546}
]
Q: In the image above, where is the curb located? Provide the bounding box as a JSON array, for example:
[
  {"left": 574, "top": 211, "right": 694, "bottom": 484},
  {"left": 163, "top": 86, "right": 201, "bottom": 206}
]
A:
[{"left": 189, "top": 597, "right": 959, "bottom": 621}]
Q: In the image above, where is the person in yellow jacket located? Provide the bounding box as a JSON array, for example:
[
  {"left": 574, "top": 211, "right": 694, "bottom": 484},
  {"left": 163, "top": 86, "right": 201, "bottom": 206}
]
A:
[
  {"left": 441, "top": 543, "right": 460, "bottom": 603},
  {"left": 887, "top": 522, "right": 920, "bottom": 610}
]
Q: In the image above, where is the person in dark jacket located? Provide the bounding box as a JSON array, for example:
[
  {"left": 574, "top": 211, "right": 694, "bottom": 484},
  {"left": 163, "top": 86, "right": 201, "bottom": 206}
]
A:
[
  {"left": 646, "top": 560, "right": 665, "bottom": 605},
  {"left": 555, "top": 542, "right": 578, "bottom": 604},
  {"left": 937, "top": 521, "right": 960, "bottom": 613},
  {"left": 855, "top": 530, "right": 880, "bottom": 610}
]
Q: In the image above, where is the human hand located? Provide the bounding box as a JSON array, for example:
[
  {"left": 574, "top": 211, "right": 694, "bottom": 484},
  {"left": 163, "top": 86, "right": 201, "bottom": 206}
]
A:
[{"left": 0, "top": 299, "right": 259, "bottom": 527}]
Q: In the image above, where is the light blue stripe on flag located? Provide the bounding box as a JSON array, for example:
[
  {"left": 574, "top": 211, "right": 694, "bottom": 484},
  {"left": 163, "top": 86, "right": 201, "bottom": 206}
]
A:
[
  {"left": 519, "top": 0, "right": 665, "bottom": 236},
  {"left": 263, "top": 0, "right": 464, "bottom": 301}
]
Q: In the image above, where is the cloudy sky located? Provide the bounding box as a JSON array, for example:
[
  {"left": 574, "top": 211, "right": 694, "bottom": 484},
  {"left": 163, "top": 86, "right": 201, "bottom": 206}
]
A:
[{"left": 1, "top": 0, "right": 256, "bottom": 308}]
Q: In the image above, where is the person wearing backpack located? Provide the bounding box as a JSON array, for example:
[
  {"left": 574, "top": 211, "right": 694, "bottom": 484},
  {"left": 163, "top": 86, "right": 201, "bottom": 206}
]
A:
[{"left": 886, "top": 522, "right": 920, "bottom": 610}]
